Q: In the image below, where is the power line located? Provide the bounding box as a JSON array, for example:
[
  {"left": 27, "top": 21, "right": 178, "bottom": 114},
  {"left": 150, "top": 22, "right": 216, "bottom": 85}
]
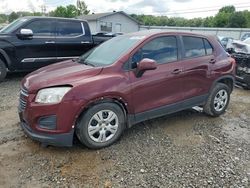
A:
[
  {"left": 163, "top": 2, "right": 250, "bottom": 14},
  {"left": 164, "top": 5, "right": 250, "bottom": 15},
  {"left": 146, "top": 5, "right": 250, "bottom": 16}
]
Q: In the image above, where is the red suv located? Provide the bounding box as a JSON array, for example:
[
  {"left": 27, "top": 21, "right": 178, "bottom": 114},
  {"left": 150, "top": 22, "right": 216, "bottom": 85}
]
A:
[{"left": 19, "top": 31, "right": 236, "bottom": 149}]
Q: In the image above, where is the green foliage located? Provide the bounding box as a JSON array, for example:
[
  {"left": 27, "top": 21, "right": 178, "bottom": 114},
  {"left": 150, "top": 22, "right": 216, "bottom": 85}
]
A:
[
  {"left": 228, "top": 11, "right": 247, "bottom": 28},
  {"left": 8, "top": 12, "right": 19, "bottom": 22},
  {"left": 77, "top": 0, "right": 90, "bottom": 15},
  {"left": 131, "top": 5, "right": 250, "bottom": 28},
  {"left": 1, "top": 4, "right": 250, "bottom": 28},
  {"left": 50, "top": 4, "right": 89, "bottom": 18},
  {"left": 0, "top": 14, "right": 8, "bottom": 23},
  {"left": 2, "top": 1, "right": 89, "bottom": 23},
  {"left": 219, "top": 6, "right": 236, "bottom": 14}
]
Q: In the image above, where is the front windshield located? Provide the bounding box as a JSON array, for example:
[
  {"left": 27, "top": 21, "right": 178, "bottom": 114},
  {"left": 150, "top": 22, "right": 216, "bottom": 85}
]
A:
[
  {"left": 0, "top": 18, "right": 28, "bottom": 34},
  {"left": 80, "top": 35, "right": 145, "bottom": 66}
]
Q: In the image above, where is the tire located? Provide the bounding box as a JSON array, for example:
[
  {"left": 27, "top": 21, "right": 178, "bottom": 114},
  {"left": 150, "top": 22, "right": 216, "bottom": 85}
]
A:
[
  {"left": 203, "top": 83, "right": 230, "bottom": 117},
  {"left": 76, "top": 102, "right": 126, "bottom": 149},
  {"left": 0, "top": 60, "right": 7, "bottom": 82}
]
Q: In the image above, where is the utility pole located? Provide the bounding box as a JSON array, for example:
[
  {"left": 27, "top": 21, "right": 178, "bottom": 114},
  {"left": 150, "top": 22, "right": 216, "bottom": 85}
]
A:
[{"left": 41, "top": 5, "right": 47, "bottom": 16}]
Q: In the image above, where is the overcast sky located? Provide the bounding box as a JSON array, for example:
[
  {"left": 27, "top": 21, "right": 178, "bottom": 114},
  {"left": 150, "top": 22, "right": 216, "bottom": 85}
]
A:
[{"left": 1, "top": 0, "right": 250, "bottom": 18}]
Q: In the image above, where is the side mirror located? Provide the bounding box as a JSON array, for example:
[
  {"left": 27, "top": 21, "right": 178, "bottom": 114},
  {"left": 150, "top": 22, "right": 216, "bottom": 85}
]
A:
[
  {"left": 136, "top": 58, "right": 157, "bottom": 78},
  {"left": 17, "top": 29, "right": 33, "bottom": 39}
]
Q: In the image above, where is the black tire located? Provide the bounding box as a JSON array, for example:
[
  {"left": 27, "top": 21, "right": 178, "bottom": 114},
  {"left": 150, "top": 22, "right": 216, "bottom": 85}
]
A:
[
  {"left": 76, "top": 103, "right": 125, "bottom": 149},
  {"left": 0, "top": 60, "right": 7, "bottom": 82},
  {"left": 203, "top": 83, "right": 230, "bottom": 117}
]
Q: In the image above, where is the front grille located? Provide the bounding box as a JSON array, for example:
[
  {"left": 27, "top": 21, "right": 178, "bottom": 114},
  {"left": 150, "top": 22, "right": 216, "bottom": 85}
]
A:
[{"left": 19, "top": 87, "right": 28, "bottom": 111}]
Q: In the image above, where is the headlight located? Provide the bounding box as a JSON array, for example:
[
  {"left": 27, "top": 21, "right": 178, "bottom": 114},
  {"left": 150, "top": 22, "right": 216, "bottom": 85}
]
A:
[{"left": 35, "top": 87, "right": 72, "bottom": 104}]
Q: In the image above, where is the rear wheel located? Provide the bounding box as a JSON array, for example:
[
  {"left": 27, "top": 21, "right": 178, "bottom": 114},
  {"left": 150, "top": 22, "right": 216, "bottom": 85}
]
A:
[
  {"left": 203, "top": 83, "right": 230, "bottom": 117},
  {"left": 76, "top": 103, "right": 125, "bottom": 149},
  {"left": 0, "top": 60, "right": 7, "bottom": 82}
]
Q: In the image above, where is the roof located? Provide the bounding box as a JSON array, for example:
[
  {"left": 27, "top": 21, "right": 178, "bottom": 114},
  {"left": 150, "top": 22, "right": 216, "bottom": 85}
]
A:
[
  {"left": 21, "top": 16, "right": 86, "bottom": 22},
  {"left": 124, "top": 30, "right": 215, "bottom": 39},
  {"left": 77, "top": 11, "right": 141, "bottom": 25}
]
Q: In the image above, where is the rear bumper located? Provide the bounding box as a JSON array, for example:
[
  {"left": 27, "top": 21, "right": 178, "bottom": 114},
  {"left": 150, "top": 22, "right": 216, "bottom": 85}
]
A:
[{"left": 20, "top": 120, "right": 74, "bottom": 147}]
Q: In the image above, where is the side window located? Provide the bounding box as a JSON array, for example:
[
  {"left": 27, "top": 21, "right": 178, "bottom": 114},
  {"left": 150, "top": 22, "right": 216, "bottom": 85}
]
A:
[
  {"left": 132, "top": 36, "right": 178, "bottom": 65},
  {"left": 24, "top": 20, "right": 55, "bottom": 36},
  {"left": 57, "top": 21, "right": 83, "bottom": 37},
  {"left": 204, "top": 39, "right": 213, "bottom": 55},
  {"left": 183, "top": 36, "right": 206, "bottom": 58}
]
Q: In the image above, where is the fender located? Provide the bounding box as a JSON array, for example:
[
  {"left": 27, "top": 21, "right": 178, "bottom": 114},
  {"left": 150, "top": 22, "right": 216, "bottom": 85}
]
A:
[
  {"left": 0, "top": 48, "right": 11, "bottom": 68},
  {"left": 210, "top": 75, "right": 235, "bottom": 93},
  {"left": 73, "top": 95, "right": 130, "bottom": 128}
]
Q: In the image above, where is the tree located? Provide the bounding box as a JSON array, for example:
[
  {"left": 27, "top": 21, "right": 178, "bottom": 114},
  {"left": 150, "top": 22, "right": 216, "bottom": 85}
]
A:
[
  {"left": 0, "top": 14, "right": 8, "bottom": 23},
  {"left": 228, "top": 12, "right": 247, "bottom": 28},
  {"left": 219, "top": 6, "right": 236, "bottom": 14},
  {"left": 77, "top": 0, "right": 90, "bottom": 15},
  {"left": 50, "top": 6, "right": 67, "bottom": 17},
  {"left": 65, "top": 5, "right": 79, "bottom": 18},
  {"left": 8, "top": 12, "right": 19, "bottom": 22}
]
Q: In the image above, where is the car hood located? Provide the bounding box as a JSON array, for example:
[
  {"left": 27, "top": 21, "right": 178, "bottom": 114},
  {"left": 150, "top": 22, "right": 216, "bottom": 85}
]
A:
[{"left": 22, "top": 60, "right": 103, "bottom": 93}]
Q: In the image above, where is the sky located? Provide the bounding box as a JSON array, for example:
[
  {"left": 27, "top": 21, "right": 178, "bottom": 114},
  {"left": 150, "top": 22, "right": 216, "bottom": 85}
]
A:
[{"left": 0, "top": 0, "right": 250, "bottom": 19}]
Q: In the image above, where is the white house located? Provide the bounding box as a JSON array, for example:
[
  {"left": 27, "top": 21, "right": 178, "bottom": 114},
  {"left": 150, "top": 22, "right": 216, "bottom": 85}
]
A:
[{"left": 78, "top": 11, "right": 141, "bottom": 34}]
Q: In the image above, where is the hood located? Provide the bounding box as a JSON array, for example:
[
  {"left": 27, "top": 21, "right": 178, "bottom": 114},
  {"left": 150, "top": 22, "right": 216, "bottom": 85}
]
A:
[{"left": 22, "top": 60, "right": 103, "bottom": 93}]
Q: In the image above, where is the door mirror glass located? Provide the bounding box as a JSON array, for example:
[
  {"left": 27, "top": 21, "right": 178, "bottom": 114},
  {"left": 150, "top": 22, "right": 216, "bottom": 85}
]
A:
[
  {"left": 136, "top": 58, "right": 157, "bottom": 77},
  {"left": 18, "top": 29, "right": 33, "bottom": 38}
]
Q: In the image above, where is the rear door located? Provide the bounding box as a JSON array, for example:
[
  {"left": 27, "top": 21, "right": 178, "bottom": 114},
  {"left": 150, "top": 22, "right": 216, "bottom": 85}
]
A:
[
  {"left": 15, "top": 19, "right": 57, "bottom": 70},
  {"left": 129, "top": 36, "right": 183, "bottom": 116},
  {"left": 55, "top": 20, "right": 93, "bottom": 60},
  {"left": 179, "top": 36, "right": 215, "bottom": 100}
]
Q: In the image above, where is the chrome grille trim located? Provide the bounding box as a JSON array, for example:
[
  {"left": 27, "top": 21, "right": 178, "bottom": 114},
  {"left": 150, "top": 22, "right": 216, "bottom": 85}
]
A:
[{"left": 19, "top": 87, "right": 29, "bottom": 111}]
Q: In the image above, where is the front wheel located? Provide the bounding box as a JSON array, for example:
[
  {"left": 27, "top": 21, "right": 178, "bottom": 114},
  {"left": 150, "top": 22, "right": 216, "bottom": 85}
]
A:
[
  {"left": 76, "top": 103, "right": 125, "bottom": 149},
  {"left": 0, "top": 60, "right": 7, "bottom": 82},
  {"left": 203, "top": 83, "right": 230, "bottom": 117}
]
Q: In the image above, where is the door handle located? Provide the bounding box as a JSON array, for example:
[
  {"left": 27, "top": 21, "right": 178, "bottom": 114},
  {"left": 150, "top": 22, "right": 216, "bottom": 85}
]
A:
[
  {"left": 45, "top": 41, "right": 55, "bottom": 44},
  {"left": 209, "top": 58, "right": 216, "bottom": 64},
  {"left": 172, "top": 69, "right": 182, "bottom": 74}
]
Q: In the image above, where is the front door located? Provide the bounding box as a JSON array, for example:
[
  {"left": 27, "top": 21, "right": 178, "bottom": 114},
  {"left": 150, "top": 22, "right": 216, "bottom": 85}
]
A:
[
  {"left": 129, "top": 36, "right": 183, "bottom": 118},
  {"left": 15, "top": 19, "right": 57, "bottom": 70}
]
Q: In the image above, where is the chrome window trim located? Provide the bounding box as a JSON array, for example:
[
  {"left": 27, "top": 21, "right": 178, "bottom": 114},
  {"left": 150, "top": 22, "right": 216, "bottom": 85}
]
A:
[{"left": 21, "top": 56, "right": 79, "bottom": 63}]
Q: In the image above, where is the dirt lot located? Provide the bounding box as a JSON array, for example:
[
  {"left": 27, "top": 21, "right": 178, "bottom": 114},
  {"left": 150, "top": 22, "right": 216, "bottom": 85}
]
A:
[{"left": 0, "top": 74, "right": 249, "bottom": 188}]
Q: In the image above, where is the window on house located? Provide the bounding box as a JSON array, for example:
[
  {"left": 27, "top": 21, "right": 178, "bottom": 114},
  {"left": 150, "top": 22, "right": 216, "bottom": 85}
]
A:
[{"left": 100, "top": 21, "right": 112, "bottom": 32}]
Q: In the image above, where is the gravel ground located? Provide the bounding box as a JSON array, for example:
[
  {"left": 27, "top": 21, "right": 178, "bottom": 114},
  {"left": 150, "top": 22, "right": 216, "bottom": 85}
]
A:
[{"left": 0, "top": 73, "right": 249, "bottom": 188}]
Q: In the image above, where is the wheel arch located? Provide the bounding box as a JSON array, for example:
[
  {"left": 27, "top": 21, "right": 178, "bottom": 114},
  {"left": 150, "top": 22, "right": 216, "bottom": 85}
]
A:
[
  {"left": 0, "top": 49, "right": 11, "bottom": 68},
  {"left": 211, "top": 75, "right": 235, "bottom": 93},
  {"left": 74, "top": 96, "right": 129, "bottom": 129}
]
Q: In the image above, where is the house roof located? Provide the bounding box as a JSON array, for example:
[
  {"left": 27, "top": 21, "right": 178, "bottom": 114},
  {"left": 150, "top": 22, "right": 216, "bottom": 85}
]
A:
[{"left": 77, "top": 11, "right": 141, "bottom": 25}]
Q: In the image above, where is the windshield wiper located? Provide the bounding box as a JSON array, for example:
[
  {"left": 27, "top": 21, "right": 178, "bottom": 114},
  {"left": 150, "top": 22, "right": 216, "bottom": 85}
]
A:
[{"left": 77, "top": 59, "right": 95, "bottom": 67}]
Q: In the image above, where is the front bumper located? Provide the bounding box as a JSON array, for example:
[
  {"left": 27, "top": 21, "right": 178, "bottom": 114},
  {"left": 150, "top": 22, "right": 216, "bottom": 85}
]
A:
[
  {"left": 20, "top": 117, "right": 74, "bottom": 147},
  {"left": 236, "top": 74, "right": 250, "bottom": 88},
  {"left": 18, "top": 86, "right": 87, "bottom": 147}
]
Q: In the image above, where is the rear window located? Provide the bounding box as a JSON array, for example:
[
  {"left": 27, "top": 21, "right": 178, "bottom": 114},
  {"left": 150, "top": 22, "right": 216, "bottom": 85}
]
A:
[
  {"left": 183, "top": 36, "right": 206, "bottom": 58},
  {"left": 57, "top": 21, "right": 83, "bottom": 37},
  {"left": 204, "top": 39, "right": 213, "bottom": 55}
]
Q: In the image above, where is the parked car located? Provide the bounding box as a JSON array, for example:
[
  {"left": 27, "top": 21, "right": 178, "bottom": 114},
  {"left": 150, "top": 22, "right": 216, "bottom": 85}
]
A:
[
  {"left": 0, "top": 16, "right": 109, "bottom": 81},
  {"left": 19, "top": 31, "right": 236, "bottom": 149},
  {"left": 218, "top": 36, "right": 234, "bottom": 48},
  {"left": 241, "top": 33, "right": 250, "bottom": 41}
]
